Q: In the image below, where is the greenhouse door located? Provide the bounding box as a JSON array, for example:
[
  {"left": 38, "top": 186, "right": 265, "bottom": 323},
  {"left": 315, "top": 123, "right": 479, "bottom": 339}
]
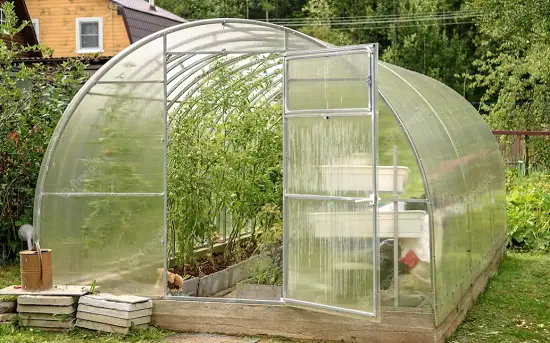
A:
[{"left": 282, "top": 45, "right": 379, "bottom": 318}]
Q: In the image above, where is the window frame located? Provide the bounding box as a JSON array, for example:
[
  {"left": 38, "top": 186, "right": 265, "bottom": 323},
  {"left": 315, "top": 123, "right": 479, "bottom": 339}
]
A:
[
  {"left": 76, "top": 17, "right": 103, "bottom": 53},
  {"left": 32, "top": 18, "right": 39, "bottom": 42}
]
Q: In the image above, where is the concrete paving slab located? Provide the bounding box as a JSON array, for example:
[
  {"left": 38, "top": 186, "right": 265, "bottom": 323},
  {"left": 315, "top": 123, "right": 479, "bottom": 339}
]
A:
[
  {"left": 18, "top": 295, "right": 79, "bottom": 306},
  {"left": 76, "top": 311, "right": 150, "bottom": 327},
  {"left": 18, "top": 312, "right": 75, "bottom": 321},
  {"left": 19, "top": 318, "right": 74, "bottom": 329},
  {"left": 17, "top": 304, "right": 77, "bottom": 315},
  {"left": 79, "top": 296, "right": 152, "bottom": 311},
  {"left": 75, "top": 319, "right": 149, "bottom": 334},
  {"left": 0, "top": 285, "right": 94, "bottom": 296},
  {"left": 84, "top": 294, "right": 150, "bottom": 304},
  {"left": 0, "top": 313, "right": 17, "bottom": 322},
  {"left": 77, "top": 304, "right": 152, "bottom": 319},
  {"left": 0, "top": 300, "right": 16, "bottom": 314}
]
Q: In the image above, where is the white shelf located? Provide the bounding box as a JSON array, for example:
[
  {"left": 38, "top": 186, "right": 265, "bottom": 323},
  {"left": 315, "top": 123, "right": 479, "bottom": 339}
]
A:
[
  {"left": 307, "top": 210, "right": 426, "bottom": 238},
  {"left": 320, "top": 165, "right": 410, "bottom": 193}
]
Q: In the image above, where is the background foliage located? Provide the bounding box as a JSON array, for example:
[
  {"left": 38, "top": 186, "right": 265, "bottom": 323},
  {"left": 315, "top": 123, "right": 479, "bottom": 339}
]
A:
[
  {"left": 0, "top": 2, "right": 88, "bottom": 265},
  {"left": 506, "top": 170, "right": 550, "bottom": 252}
]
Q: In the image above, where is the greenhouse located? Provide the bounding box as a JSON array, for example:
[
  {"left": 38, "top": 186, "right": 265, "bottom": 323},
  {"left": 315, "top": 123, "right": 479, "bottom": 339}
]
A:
[{"left": 33, "top": 18, "right": 506, "bottom": 341}]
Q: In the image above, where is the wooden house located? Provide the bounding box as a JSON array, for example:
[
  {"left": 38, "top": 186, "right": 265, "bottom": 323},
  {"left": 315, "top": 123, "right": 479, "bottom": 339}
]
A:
[{"left": 25, "top": 0, "right": 186, "bottom": 58}]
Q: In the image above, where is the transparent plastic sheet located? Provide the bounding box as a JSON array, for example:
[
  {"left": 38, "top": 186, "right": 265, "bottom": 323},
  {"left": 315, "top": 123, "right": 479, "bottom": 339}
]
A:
[{"left": 380, "top": 63, "right": 505, "bottom": 324}]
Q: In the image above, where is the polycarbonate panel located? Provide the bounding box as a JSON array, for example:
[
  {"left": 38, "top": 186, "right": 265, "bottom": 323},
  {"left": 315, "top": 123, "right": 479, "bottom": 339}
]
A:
[
  {"left": 286, "top": 198, "right": 375, "bottom": 313},
  {"left": 378, "top": 97, "right": 425, "bottom": 198},
  {"left": 42, "top": 84, "right": 164, "bottom": 194},
  {"left": 100, "top": 37, "right": 164, "bottom": 82},
  {"left": 380, "top": 62, "right": 505, "bottom": 324},
  {"left": 286, "top": 53, "right": 370, "bottom": 111},
  {"left": 167, "top": 22, "right": 286, "bottom": 53},
  {"left": 287, "top": 116, "right": 372, "bottom": 197},
  {"left": 377, "top": 98, "right": 432, "bottom": 309},
  {"left": 385, "top": 64, "right": 506, "bottom": 322},
  {"left": 378, "top": 63, "right": 468, "bottom": 318},
  {"left": 39, "top": 195, "right": 163, "bottom": 296}
]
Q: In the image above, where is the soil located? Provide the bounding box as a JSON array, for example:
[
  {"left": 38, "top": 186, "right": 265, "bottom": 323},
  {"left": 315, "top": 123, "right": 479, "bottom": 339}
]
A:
[{"left": 170, "top": 241, "right": 257, "bottom": 278}]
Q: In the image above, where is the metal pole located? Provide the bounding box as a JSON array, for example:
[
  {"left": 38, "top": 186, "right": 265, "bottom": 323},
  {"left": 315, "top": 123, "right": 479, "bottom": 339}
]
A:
[
  {"left": 162, "top": 34, "right": 169, "bottom": 298},
  {"left": 370, "top": 44, "right": 380, "bottom": 317},
  {"left": 392, "top": 145, "right": 399, "bottom": 307}
]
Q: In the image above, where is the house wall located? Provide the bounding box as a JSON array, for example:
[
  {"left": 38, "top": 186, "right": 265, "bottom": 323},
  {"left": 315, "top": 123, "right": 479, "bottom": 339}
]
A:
[
  {"left": 25, "top": 0, "right": 130, "bottom": 57},
  {"left": 0, "top": 0, "right": 37, "bottom": 57}
]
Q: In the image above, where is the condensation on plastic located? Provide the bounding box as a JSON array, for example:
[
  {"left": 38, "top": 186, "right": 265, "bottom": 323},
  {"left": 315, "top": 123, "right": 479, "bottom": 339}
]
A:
[
  {"left": 379, "top": 63, "right": 505, "bottom": 325},
  {"left": 287, "top": 116, "right": 373, "bottom": 197},
  {"left": 286, "top": 198, "right": 375, "bottom": 313}
]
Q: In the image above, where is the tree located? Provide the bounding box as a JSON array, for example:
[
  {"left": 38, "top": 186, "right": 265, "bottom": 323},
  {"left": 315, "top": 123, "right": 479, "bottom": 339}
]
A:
[
  {"left": 467, "top": 0, "right": 550, "bottom": 171},
  {"left": 0, "top": 2, "right": 89, "bottom": 264}
]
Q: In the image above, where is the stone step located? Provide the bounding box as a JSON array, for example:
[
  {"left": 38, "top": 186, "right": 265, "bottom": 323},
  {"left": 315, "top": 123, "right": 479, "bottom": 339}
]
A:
[
  {"left": 75, "top": 319, "right": 149, "bottom": 334},
  {"left": 17, "top": 304, "right": 77, "bottom": 315},
  {"left": 79, "top": 295, "right": 152, "bottom": 312},
  {"left": 0, "top": 313, "right": 17, "bottom": 323},
  {"left": 18, "top": 295, "right": 79, "bottom": 306},
  {"left": 19, "top": 312, "right": 75, "bottom": 321},
  {"left": 76, "top": 311, "right": 151, "bottom": 327},
  {"left": 0, "top": 300, "right": 16, "bottom": 314},
  {"left": 78, "top": 304, "right": 152, "bottom": 319},
  {"left": 19, "top": 318, "right": 74, "bottom": 329}
]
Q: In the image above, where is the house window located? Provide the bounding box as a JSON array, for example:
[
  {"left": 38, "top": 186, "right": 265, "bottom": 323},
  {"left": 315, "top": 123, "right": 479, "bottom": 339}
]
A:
[
  {"left": 76, "top": 17, "right": 103, "bottom": 53},
  {"left": 32, "top": 19, "right": 39, "bottom": 42}
]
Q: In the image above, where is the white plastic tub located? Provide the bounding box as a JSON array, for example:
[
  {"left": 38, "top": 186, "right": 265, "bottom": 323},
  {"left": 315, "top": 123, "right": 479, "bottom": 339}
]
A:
[
  {"left": 320, "top": 165, "right": 410, "bottom": 193},
  {"left": 307, "top": 210, "right": 426, "bottom": 238}
]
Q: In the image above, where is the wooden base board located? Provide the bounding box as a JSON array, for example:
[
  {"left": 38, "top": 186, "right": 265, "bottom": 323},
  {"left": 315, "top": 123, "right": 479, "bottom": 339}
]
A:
[
  {"left": 434, "top": 241, "right": 507, "bottom": 343},
  {"left": 152, "top": 242, "right": 506, "bottom": 343}
]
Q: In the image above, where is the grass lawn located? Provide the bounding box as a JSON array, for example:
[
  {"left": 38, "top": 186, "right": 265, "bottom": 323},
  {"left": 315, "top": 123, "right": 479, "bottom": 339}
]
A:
[{"left": 1, "top": 252, "right": 549, "bottom": 342}]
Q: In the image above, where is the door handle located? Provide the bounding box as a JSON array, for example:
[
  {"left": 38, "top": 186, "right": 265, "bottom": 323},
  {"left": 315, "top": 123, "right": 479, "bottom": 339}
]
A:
[{"left": 355, "top": 194, "right": 379, "bottom": 205}]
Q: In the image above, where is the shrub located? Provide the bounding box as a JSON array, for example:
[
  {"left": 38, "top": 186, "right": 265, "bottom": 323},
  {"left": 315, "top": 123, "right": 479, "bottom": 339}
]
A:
[
  {"left": 506, "top": 172, "right": 550, "bottom": 251},
  {"left": 0, "top": 2, "right": 88, "bottom": 264}
]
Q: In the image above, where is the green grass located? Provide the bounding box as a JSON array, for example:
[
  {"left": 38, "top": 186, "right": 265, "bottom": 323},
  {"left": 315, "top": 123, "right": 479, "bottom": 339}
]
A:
[
  {"left": 1, "top": 252, "right": 549, "bottom": 343},
  {"left": 449, "top": 252, "right": 550, "bottom": 343}
]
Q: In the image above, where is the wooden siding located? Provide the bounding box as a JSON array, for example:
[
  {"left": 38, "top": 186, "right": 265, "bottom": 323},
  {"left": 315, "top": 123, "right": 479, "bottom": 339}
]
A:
[
  {"left": 26, "top": 0, "right": 130, "bottom": 57},
  {"left": 0, "top": 0, "right": 38, "bottom": 57}
]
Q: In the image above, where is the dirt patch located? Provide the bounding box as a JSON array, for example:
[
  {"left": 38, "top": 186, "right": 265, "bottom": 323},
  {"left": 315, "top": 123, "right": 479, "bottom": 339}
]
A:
[{"left": 170, "top": 241, "right": 257, "bottom": 278}]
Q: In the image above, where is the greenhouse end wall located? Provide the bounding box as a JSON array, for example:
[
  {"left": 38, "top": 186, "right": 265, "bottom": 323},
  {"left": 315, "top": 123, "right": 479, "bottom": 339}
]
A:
[{"left": 32, "top": 19, "right": 505, "bottom": 328}]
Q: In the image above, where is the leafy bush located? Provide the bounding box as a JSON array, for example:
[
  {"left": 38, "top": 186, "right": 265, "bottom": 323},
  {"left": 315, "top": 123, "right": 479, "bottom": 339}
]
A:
[
  {"left": 506, "top": 172, "right": 550, "bottom": 251},
  {"left": 0, "top": 3, "right": 88, "bottom": 264}
]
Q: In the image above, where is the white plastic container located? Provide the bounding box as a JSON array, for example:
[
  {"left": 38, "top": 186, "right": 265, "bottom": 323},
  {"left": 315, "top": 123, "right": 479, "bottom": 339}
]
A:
[
  {"left": 307, "top": 210, "right": 426, "bottom": 238},
  {"left": 320, "top": 165, "right": 410, "bottom": 193}
]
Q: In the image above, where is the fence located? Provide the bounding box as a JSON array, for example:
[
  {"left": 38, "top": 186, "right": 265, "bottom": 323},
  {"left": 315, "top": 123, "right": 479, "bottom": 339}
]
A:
[{"left": 492, "top": 130, "right": 550, "bottom": 174}]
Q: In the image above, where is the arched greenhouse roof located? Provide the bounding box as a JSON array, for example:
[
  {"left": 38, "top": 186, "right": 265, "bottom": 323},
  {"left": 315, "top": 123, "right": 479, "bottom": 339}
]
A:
[{"left": 33, "top": 19, "right": 505, "bottom": 326}]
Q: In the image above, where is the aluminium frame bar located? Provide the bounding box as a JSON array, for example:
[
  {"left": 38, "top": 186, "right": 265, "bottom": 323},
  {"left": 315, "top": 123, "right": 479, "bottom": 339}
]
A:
[
  {"left": 162, "top": 34, "right": 169, "bottom": 303},
  {"left": 392, "top": 145, "right": 399, "bottom": 307},
  {"left": 284, "top": 108, "right": 372, "bottom": 116},
  {"left": 285, "top": 298, "right": 375, "bottom": 318},
  {"left": 370, "top": 43, "right": 380, "bottom": 317},
  {"left": 166, "top": 50, "right": 287, "bottom": 55},
  {"left": 41, "top": 192, "right": 164, "bottom": 197}
]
